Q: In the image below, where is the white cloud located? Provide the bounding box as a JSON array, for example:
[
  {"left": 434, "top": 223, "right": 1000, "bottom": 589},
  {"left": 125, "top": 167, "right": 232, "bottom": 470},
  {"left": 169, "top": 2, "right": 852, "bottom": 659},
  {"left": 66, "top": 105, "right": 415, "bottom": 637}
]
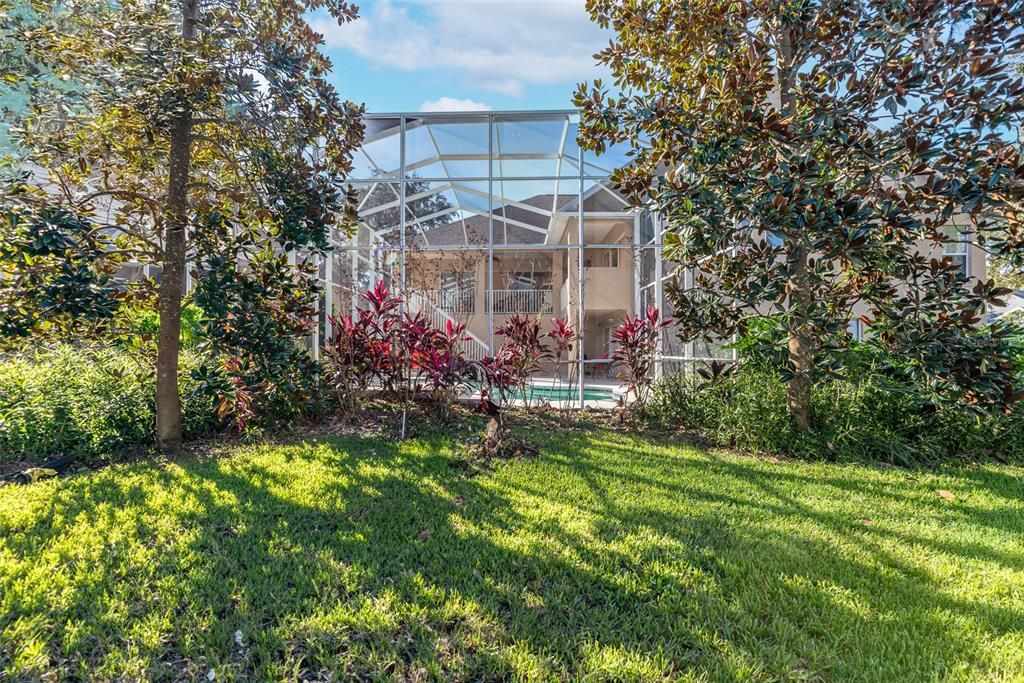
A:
[
  {"left": 420, "top": 97, "right": 492, "bottom": 112},
  {"left": 312, "top": 0, "right": 610, "bottom": 98}
]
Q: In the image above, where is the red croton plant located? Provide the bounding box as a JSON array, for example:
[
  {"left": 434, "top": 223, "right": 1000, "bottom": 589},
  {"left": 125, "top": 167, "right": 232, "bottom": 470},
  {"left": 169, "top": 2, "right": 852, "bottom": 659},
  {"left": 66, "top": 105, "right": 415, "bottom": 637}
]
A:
[
  {"left": 409, "top": 319, "right": 476, "bottom": 419},
  {"left": 324, "top": 281, "right": 403, "bottom": 414},
  {"left": 359, "top": 281, "right": 406, "bottom": 395},
  {"left": 326, "top": 281, "right": 485, "bottom": 419},
  {"left": 546, "top": 317, "right": 579, "bottom": 406},
  {"left": 611, "top": 307, "right": 672, "bottom": 409},
  {"left": 493, "top": 314, "right": 550, "bottom": 409},
  {"left": 321, "top": 282, "right": 716, "bottom": 450}
]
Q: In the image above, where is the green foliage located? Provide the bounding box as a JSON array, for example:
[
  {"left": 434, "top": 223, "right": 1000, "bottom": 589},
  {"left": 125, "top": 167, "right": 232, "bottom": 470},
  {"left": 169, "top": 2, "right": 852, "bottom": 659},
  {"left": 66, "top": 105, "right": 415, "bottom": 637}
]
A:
[
  {"left": 991, "top": 256, "right": 1024, "bottom": 291},
  {"left": 120, "top": 302, "right": 204, "bottom": 349},
  {"left": 734, "top": 314, "right": 1024, "bottom": 414},
  {"left": 576, "top": 0, "right": 1024, "bottom": 415},
  {"left": 0, "top": 344, "right": 216, "bottom": 464},
  {"left": 0, "top": 192, "right": 127, "bottom": 343},
  {"left": 645, "top": 358, "right": 1024, "bottom": 465},
  {"left": 1, "top": 0, "right": 365, "bottom": 445},
  {"left": 1, "top": 0, "right": 364, "bottom": 233},
  {"left": 190, "top": 218, "right": 326, "bottom": 431}
]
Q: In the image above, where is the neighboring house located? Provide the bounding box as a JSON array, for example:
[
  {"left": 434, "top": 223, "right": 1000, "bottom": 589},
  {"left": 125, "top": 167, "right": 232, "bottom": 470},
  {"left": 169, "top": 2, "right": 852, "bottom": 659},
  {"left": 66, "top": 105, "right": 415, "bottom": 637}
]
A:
[
  {"left": 988, "top": 290, "right": 1024, "bottom": 324},
  {"left": 844, "top": 222, "right": 988, "bottom": 340}
]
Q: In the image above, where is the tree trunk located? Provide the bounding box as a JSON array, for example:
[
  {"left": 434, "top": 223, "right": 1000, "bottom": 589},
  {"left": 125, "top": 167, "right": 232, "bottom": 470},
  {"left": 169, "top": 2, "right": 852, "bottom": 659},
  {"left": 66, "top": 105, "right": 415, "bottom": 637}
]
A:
[
  {"left": 777, "top": 18, "right": 813, "bottom": 430},
  {"left": 787, "top": 220, "right": 813, "bottom": 432},
  {"left": 483, "top": 413, "right": 503, "bottom": 459},
  {"left": 787, "top": 265, "right": 813, "bottom": 431},
  {"left": 155, "top": 0, "right": 198, "bottom": 453},
  {"left": 788, "top": 337, "right": 812, "bottom": 430}
]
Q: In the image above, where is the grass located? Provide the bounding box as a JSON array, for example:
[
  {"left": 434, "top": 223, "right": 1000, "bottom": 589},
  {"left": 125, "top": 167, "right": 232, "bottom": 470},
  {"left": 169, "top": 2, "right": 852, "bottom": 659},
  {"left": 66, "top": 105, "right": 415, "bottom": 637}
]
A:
[{"left": 1, "top": 424, "right": 1023, "bottom": 681}]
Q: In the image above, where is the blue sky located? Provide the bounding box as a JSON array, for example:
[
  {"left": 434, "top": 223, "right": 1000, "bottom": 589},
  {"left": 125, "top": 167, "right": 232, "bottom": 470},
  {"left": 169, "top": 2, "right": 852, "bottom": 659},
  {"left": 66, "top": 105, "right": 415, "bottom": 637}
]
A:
[{"left": 312, "top": 0, "right": 612, "bottom": 113}]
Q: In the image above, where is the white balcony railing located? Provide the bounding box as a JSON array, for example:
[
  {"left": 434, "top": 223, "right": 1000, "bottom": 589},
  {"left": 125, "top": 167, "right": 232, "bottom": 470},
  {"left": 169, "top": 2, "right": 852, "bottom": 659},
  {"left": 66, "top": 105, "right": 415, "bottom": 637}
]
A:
[
  {"left": 492, "top": 289, "right": 554, "bottom": 314},
  {"left": 406, "top": 288, "right": 489, "bottom": 361},
  {"left": 421, "top": 288, "right": 475, "bottom": 314}
]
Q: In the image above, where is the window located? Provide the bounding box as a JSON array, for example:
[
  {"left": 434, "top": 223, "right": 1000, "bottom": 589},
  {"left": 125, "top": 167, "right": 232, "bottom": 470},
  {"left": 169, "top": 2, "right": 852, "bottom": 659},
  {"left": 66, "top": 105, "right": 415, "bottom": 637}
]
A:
[
  {"left": 440, "top": 271, "right": 475, "bottom": 291},
  {"left": 942, "top": 226, "right": 969, "bottom": 278},
  {"left": 847, "top": 318, "right": 863, "bottom": 341},
  {"left": 584, "top": 248, "right": 619, "bottom": 268},
  {"left": 113, "top": 263, "right": 145, "bottom": 284},
  {"left": 438, "top": 271, "right": 475, "bottom": 313},
  {"left": 506, "top": 271, "right": 551, "bottom": 291}
]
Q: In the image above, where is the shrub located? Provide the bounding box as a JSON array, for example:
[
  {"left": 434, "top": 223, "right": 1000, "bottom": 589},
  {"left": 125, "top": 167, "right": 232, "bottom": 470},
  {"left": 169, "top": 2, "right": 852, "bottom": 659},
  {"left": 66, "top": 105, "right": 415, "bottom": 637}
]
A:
[
  {"left": 477, "top": 345, "right": 520, "bottom": 412},
  {"left": 409, "top": 319, "right": 475, "bottom": 419},
  {"left": 188, "top": 348, "right": 322, "bottom": 434},
  {"left": 192, "top": 241, "right": 326, "bottom": 431},
  {"left": 494, "top": 314, "right": 549, "bottom": 407},
  {"left": 643, "top": 317, "right": 1024, "bottom": 464},
  {"left": 351, "top": 281, "right": 406, "bottom": 395},
  {"left": 546, "top": 317, "right": 579, "bottom": 409},
  {"left": 644, "top": 360, "right": 1024, "bottom": 464},
  {"left": 611, "top": 307, "right": 671, "bottom": 409},
  {"left": 323, "top": 313, "right": 371, "bottom": 414},
  {"left": 120, "top": 302, "right": 205, "bottom": 349},
  {"left": 323, "top": 282, "right": 422, "bottom": 412},
  {"left": 323, "top": 282, "right": 491, "bottom": 421},
  {"left": 0, "top": 344, "right": 216, "bottom": 466}
]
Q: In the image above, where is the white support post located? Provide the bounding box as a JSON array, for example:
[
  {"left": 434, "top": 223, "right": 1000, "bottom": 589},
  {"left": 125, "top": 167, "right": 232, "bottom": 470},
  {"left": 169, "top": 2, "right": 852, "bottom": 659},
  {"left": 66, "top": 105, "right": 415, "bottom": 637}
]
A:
[
  {"left": 654, "top": 213, "right": 665, "bottom": 381},
  {"left": 310, "top": 253, "right": 321, "bottom": 361},
  {"left": 633, "top": 213, "right": 642, "bottom": 317},
  {"left": 351, "top": 248, "right": 360, "bottom": 318},
  {"left": 487, "top": 114, "right": 495, "bottom": 353},
  {"left": 324, "top": 248, "right": 333, "bottom": 340},
  {"left": 399, "top": 116, "right": 407, "bottom": 314},
  {"left": 577, "top": 147, "right": 585, "bottom": 408}
]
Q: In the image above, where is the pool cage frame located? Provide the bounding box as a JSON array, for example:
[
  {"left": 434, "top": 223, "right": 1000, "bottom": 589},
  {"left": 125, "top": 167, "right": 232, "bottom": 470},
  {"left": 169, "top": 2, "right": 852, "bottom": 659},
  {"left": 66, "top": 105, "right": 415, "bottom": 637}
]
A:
[{"left": 310, "top": 110, "right": 734, "bottom": 406}]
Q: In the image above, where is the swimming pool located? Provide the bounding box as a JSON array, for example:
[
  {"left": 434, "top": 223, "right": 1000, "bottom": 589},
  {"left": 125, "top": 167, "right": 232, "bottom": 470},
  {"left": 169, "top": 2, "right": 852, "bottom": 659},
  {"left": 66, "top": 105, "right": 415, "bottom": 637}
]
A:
[
  {"left": 513, "top": 384, "right": 617, "bottom": 403},
  {"left": 465, "top": 381, "right": 620, "bottom": 403}
]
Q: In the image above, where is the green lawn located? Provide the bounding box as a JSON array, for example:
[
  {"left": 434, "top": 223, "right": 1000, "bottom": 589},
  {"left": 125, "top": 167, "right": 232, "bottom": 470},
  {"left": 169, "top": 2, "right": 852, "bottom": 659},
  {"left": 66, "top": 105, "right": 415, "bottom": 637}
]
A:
[{"left": 1, "top": 425, "right": 1023, "bottom": 681}]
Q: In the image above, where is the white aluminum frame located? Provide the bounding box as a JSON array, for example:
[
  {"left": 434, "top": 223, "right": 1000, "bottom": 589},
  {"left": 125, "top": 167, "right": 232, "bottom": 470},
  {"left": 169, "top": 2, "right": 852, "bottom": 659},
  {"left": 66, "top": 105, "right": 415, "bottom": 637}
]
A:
[{"left": 324, "top": 110, "right": 690, "bottom": 406}]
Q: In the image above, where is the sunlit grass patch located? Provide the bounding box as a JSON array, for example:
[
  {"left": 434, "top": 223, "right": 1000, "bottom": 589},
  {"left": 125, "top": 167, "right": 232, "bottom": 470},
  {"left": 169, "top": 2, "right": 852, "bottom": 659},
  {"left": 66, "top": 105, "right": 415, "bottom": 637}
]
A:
[{"left": 1, "top": 429, "right": 1022, "bottom": 680}]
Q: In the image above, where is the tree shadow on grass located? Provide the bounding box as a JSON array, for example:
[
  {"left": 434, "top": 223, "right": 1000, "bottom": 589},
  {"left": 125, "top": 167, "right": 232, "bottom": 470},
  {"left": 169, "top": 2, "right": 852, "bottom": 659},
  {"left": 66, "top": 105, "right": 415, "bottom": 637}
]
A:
[
  {"left": 1, "top": 429, "right": 1022, "bottom": 680},
  {"left": 547, "top": 431, "right": 1024, "bottom": 558},
  {"left": 527, "top": 431, "right": 1024, "bottom": 674}
]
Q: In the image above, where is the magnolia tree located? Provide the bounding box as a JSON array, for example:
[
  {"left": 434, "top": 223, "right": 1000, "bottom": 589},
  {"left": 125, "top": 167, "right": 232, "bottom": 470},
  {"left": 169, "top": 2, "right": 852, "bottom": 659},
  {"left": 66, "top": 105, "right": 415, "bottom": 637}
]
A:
[
  {"left": 576, "top": 0, "right": 1024, "bottom": 428},
  {"left": 0, "top": 0, "right": 364, "bottom": 449}
]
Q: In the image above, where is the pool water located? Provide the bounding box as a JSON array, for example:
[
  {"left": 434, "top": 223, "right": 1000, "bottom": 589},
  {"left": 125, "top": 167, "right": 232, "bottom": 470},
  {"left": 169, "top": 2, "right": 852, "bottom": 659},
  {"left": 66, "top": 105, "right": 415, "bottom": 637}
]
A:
[
  {"left": 465, "top": 381, "right": 619, "bottom": 403},
  {"left": 513, "top": 384, "right": 617, "bottom": 402}
]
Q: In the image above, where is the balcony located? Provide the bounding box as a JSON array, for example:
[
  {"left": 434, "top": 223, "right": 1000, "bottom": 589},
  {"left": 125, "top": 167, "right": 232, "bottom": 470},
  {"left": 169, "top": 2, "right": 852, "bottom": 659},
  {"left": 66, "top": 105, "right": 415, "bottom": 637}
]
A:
[{"left": 492, "top": 289, "right": 554, "bottom": 314}]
